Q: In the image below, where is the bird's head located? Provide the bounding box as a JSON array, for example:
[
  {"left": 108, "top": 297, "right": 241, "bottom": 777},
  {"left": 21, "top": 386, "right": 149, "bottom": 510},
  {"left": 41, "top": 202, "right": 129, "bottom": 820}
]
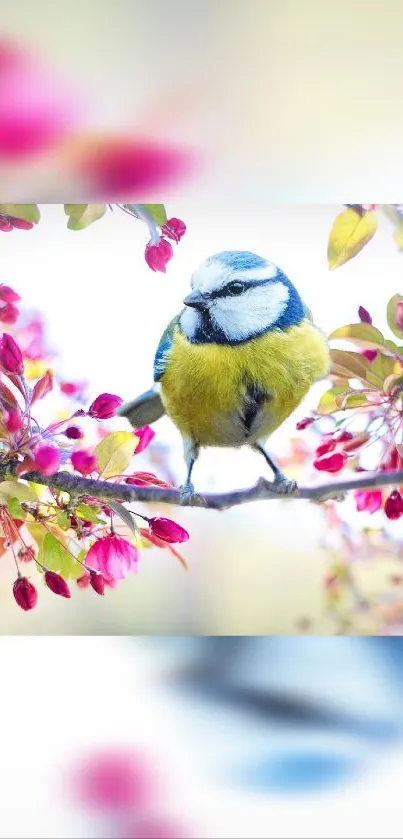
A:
[{"left": 179, "top": 251, "right": 306, "bottom": 344}]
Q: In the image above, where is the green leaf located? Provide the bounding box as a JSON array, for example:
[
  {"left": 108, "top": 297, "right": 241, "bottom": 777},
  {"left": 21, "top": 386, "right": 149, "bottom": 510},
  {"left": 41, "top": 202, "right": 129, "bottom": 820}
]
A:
[
  {"left": 64, "top": 204, "right": 107, "bottom": 230},
  {"left": 386, "top": 294, "right": 403, "bottom": 340},
  {"left": 0, "top": 204, "right": 40, "bottom": 223},
  {"left": 56, "top": 510, "right": 71, "bottom": 531},
  {"left": 316, "top": 386, "right": 351, "bottom": 415},
  {"left": 328, "top": 323, "right": 385, "bottom": 350},
  {"left": 75, "top": 503, "right": 103, "bottom": 524},
  {"left": 94, "top": 431, "right": 136, "bottom": 479},
  {"left": 125, "top": 204, "right": 167, "bottom": 227},
  {"left": 7, "top": 497, "right": 26, "bottom": 520},
  {"left": 327, "top": 208, "right": 378, "bottom": 269},
  {"left": 109, "top": 500, "right": 139, "bottom": 537},
  {"left": 26, "top": 522, "right": 47, "bottom": 550},
  {"left": 38, "top": 531, "right": 81, "bottom": 579},
  {"left": 0, "top": 481, "right": 38, "bottom": 503}
]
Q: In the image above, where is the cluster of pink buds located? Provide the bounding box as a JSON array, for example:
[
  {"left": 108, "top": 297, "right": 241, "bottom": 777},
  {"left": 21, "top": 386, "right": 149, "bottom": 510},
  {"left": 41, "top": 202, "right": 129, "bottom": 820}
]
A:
[
  {"left": 0, "top": 284, "right": 21, "bottom": 325},
  {"left": 145, "top": 217, "right": 187, "bottom": 273},
  {"left": 313, "top": 429, "right": 368, "bottom": 473}
]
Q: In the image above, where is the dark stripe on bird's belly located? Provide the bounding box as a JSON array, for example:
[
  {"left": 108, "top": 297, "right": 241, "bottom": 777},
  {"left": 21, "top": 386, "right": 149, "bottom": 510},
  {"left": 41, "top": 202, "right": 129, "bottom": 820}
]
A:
[{"left": 240, "top": 381, "right": 270, "bottom": 438}]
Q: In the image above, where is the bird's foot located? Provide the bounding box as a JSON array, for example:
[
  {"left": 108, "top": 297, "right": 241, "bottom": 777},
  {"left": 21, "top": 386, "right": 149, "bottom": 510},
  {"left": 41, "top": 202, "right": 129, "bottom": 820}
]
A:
[
  {"left": 179, "top": 482, "right": 207, "bottom": 507},
  {"left": 262, "top": 472, "right": 298, "bottom": 495}
]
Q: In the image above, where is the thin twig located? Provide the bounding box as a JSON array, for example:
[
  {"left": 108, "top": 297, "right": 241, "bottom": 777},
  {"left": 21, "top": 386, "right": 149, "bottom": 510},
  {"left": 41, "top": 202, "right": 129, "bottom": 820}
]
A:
[{"left": 0, "top": 462, "right": 401, "bottom": 511}]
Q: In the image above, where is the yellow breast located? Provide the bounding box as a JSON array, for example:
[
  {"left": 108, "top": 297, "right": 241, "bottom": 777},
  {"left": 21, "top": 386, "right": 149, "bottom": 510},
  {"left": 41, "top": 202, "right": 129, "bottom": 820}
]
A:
[{"left": 160, "top": 320, "right": 330, "bottom": 447}]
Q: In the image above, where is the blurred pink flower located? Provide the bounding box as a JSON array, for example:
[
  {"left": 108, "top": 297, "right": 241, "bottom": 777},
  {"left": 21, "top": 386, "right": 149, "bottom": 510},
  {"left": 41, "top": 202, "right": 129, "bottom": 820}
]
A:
[
  {"left": 0, "top": 284, "right": 20, "bottom": 302},
  {"left": 0, "top": 303, "right": 19, "bottom": 324},
  {"left": 161, "top": 217, "right": 187, "bottom": 242},
  {"left": 4, "top": 407, "right": 23, "bottom": 432},
  {"left": 84, "top": 535, "right": 138, "bottom": 582},
  {"left": 0, "top": 40, "right": 79, "bottom": 159},
  {"left": 355, "top": 489, "right": 383, "bottom": 513},
  {"left": 33, "top": 444, "right": 61, "bottom": 476},
  {"left": 133, "top": 426, "right": 155, "bottom": 454},
  {"left": 73, "top": 749, "right": 153, "bottom": 811},
  {"left": 71, "top": 449, "right": 97, "bottom": 475},
  {"left": 0, "top": 333, "right": 23, "bottom": 374}
]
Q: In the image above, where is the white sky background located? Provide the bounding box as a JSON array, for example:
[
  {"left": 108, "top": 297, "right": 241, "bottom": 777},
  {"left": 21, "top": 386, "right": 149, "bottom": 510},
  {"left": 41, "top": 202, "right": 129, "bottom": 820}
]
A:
[{"left": 1, "top": 203, "right": 401, "bottom": 491}]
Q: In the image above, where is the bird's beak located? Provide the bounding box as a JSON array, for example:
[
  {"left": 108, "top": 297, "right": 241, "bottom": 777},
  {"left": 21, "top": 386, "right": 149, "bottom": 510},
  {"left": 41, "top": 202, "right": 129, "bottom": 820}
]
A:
[{"left": 183, "top": 290, "right": 209, "bottom": 310}]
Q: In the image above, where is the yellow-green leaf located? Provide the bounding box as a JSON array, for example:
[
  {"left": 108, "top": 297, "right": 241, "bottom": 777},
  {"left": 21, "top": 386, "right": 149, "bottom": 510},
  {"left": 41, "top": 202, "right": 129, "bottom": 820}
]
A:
[
  {"left": 38, "top": 532, "right": 79, "bottom": 578},
  {"left": 0, "top": 204, "right": 40, "bottom": 223},
  {"left": 64, "top": 204, "right": 107, "bottom": 230},
  {"left": 7, "top": 498, "right": 26, "bottom": 520},
  {"left": 329, "top": 323, "right": 385, "bottom": 350},
  {"left": 126, "top": 204, "right": 167, "bottom": 226},
  {"left": 383, "top": 373, "right": 403, "bottom": 395},
  {"left": 0, "top": 481, "right": 38, "bottom": 503},
  {"left": 316, "top": 386, "right": 351, "bottom": 415},
  {"left": 327, "top": 208, "right": 378, "bottom": 269},
  {"left": 386, "top": 294, "right": 403, "bottom": 340},
  {"left": 335, "top": 392, "right": 369, "bottom": 410},
  {"left": 94, "top": 431, "right": 137, "bottom": 479},
  {"left": 56, "top": 510, "right": 71, "bottom": 531},
  {"left": 26, "top": 522, "right": 47, "bottom": 550}
]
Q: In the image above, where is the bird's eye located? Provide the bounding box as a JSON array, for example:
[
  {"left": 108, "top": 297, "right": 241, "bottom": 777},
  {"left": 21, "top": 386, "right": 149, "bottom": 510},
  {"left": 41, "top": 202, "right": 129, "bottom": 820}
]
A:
[{"left": 227, "top": 281, "right": 246, "bottom": 296}]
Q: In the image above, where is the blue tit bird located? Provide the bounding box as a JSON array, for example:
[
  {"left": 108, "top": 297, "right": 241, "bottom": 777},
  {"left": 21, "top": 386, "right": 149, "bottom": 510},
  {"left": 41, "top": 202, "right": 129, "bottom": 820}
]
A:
[{"left": 118, "top": 251, "right": 330, "bottom": 503}]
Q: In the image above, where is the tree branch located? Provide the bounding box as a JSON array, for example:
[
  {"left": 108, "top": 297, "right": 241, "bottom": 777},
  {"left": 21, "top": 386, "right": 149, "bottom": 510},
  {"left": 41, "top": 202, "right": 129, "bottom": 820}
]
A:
[{"left": 0, "top": 462, "right": 401, "bottom": 511}]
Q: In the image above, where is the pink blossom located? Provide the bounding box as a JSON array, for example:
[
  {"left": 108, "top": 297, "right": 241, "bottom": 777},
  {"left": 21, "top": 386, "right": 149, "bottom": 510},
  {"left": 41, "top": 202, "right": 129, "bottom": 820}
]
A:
[
  {"left": 0, "top": 303, "right": 19, "bottom": 324},
  {"left": 0, "top": 333, "right": 23, "bottom": 374},
  {"left": 88, "top": 392, "right": 123, "bottom": 419},
  {"left": 33, "top": 444, "right": 61, "bottom": 476},
  {"left": 395, "top": 301, "right": 403, "bottom": 330},
  {"left": 71, "top": 449, "right": 97, "bottom": 475},
  {"left": 355, "top": 489, "right": 383, "bottom": 513},
  {"left": 84, "top": 535, "right": 139, "bottom": 582},
  {"left": 73, "top": 749, "right": 153, "bottom": 810},
  {"left": 64, "top": 425, "right": 83, "bottom": 440},
  {"left": 148, "top": 517, "right": 189, "bottom": 544},
  {"left": 13, "top": 577, "right": 38, "bottom": 611},
  {"left": 89, "top": 571, "right": 105, "bottom": 596},
  {"left": 361, "top": 349, "right": 378, "bottom": 362},
  {"left": 296, "top": 416, "right": 314, "bottom": 430},
  {"left": 134, "top": 425, "right": 155, "bottom": 454},
  {"left": 145, "top": 238, "right": 173, "bottom": 273},
  {"left": 358, "top": 306, "right": 372, "bottom": 324}
]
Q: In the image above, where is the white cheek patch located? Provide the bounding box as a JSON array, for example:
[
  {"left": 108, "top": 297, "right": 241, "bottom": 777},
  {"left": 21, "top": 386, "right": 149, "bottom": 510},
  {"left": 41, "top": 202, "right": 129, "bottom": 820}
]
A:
[
  {"left": 180, "top": 306, "right": 201, "bottom": 339},
  {"left": 213, "top": 281, "right": 289, "bottom": 341}
]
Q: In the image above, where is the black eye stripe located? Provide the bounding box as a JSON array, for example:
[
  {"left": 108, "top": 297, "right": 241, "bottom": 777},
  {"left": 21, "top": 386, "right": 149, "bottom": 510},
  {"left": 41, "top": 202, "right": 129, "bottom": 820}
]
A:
[{"left": 209, "top": 277, "right": 277, "bottom": 300}]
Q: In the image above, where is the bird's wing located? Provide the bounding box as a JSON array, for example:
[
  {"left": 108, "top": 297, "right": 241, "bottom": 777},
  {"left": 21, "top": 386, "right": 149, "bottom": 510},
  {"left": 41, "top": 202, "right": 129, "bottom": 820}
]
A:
[
  {"left": 117, "top": 388, "right": 165, "bottom": 428},
  {"left": 117, "top": 316, "right": 179, "bottom": 428},
  {"left": 153, "top": 315, "right": 179, "bottom": 382}
]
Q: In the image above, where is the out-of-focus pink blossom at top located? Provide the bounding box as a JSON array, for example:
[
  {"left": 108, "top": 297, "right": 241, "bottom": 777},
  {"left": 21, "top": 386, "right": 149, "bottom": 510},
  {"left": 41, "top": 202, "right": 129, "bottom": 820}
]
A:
[
  {"left": 71, "top": 749, "right": 156, "bottom": 812},
  {"left": 0, "top": 40, "right": 81, "bottom": 159}
]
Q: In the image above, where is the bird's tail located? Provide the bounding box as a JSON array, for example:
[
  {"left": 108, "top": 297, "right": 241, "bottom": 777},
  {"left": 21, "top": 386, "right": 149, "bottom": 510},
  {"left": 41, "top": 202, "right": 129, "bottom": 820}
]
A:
[{"left": 117, "top": 388, "right": 166, "bottom": 428}]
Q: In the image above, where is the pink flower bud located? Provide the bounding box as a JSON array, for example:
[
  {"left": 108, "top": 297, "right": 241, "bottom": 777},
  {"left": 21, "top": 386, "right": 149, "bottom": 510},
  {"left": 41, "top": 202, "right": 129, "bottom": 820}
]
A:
[
  {"left": 88, "top": 392, "right": 123, "bottom": 419},
  {"left": 71, "top": 449, "right": 97, "bottom": 475},
  {"left": 33, "top": 444, "right": 61, "bottom": 476},
  {"left": 0, "top": 216, "right": 12, "bottom": 232},
  {"left": 148, "top": 517, "right": 189, "bottom": 544},
  {"left": 296, "top": 416, "right": 314, "bottom": 430},
  {"left": 313, "top": 451, "right": 348, "bottom": 473},
  {"left": 133, "top": 425, "right": 155, "bottom": 454},
  {"left": 315, "top": 436, "right": 337, "bottom": 457},
  {"left": 144, "top": 238, "right": 173, "bottom": 273},
  {"left": 0, "top": 285, "right": 20, "bottom": 303},
  {"left": 5, "top": 407, "right": 23, "bottom": 432},
  {"left": 161, "top": 217, "right": 187, "bottom": 242},
  {"left": 60, "top": 381, "right": 81, "bottom": 396},
  {"left": 64, "top": 425, "right": 83, "bottom": 439},
  {"left": 395, "top": 301, "right": 403, "bottom": 330},
  {"left": 0, "top": 333, "right": 23, "bottom": 374},
  {"left": 76, "top": 571, "right": 91, "bottom": 589},
  {"left": 89, "top": 571, "right": 105, "bottom": 596},
  {"left": 358, "top": 306, "right": 372, "bottom": 324},
  {"left": 355, "top": 489, "right": 383, "bottom": 513},
  {"left": 8, "top": 217, "right": 33, "bottom": 230},
  {"left": 0, "top": 303, "right": 19, "bottom": 324},
  {"left": 125, "top": 471, "right": 174, "bottom": 489},
  {"left": 361, "top": 349, "right": 378, "bottom": 362},
  {"left": 384, "top": 490, "right": 403, "bottom": 520},
  {"left": 32, "top": 369, "right": 53, "bottom": 403},
  {"left": 13, "top": 576, "right": 38, "bottom": 610},
  {"left": 45, "top": 570, "right": 71, "bottom": 598}
]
